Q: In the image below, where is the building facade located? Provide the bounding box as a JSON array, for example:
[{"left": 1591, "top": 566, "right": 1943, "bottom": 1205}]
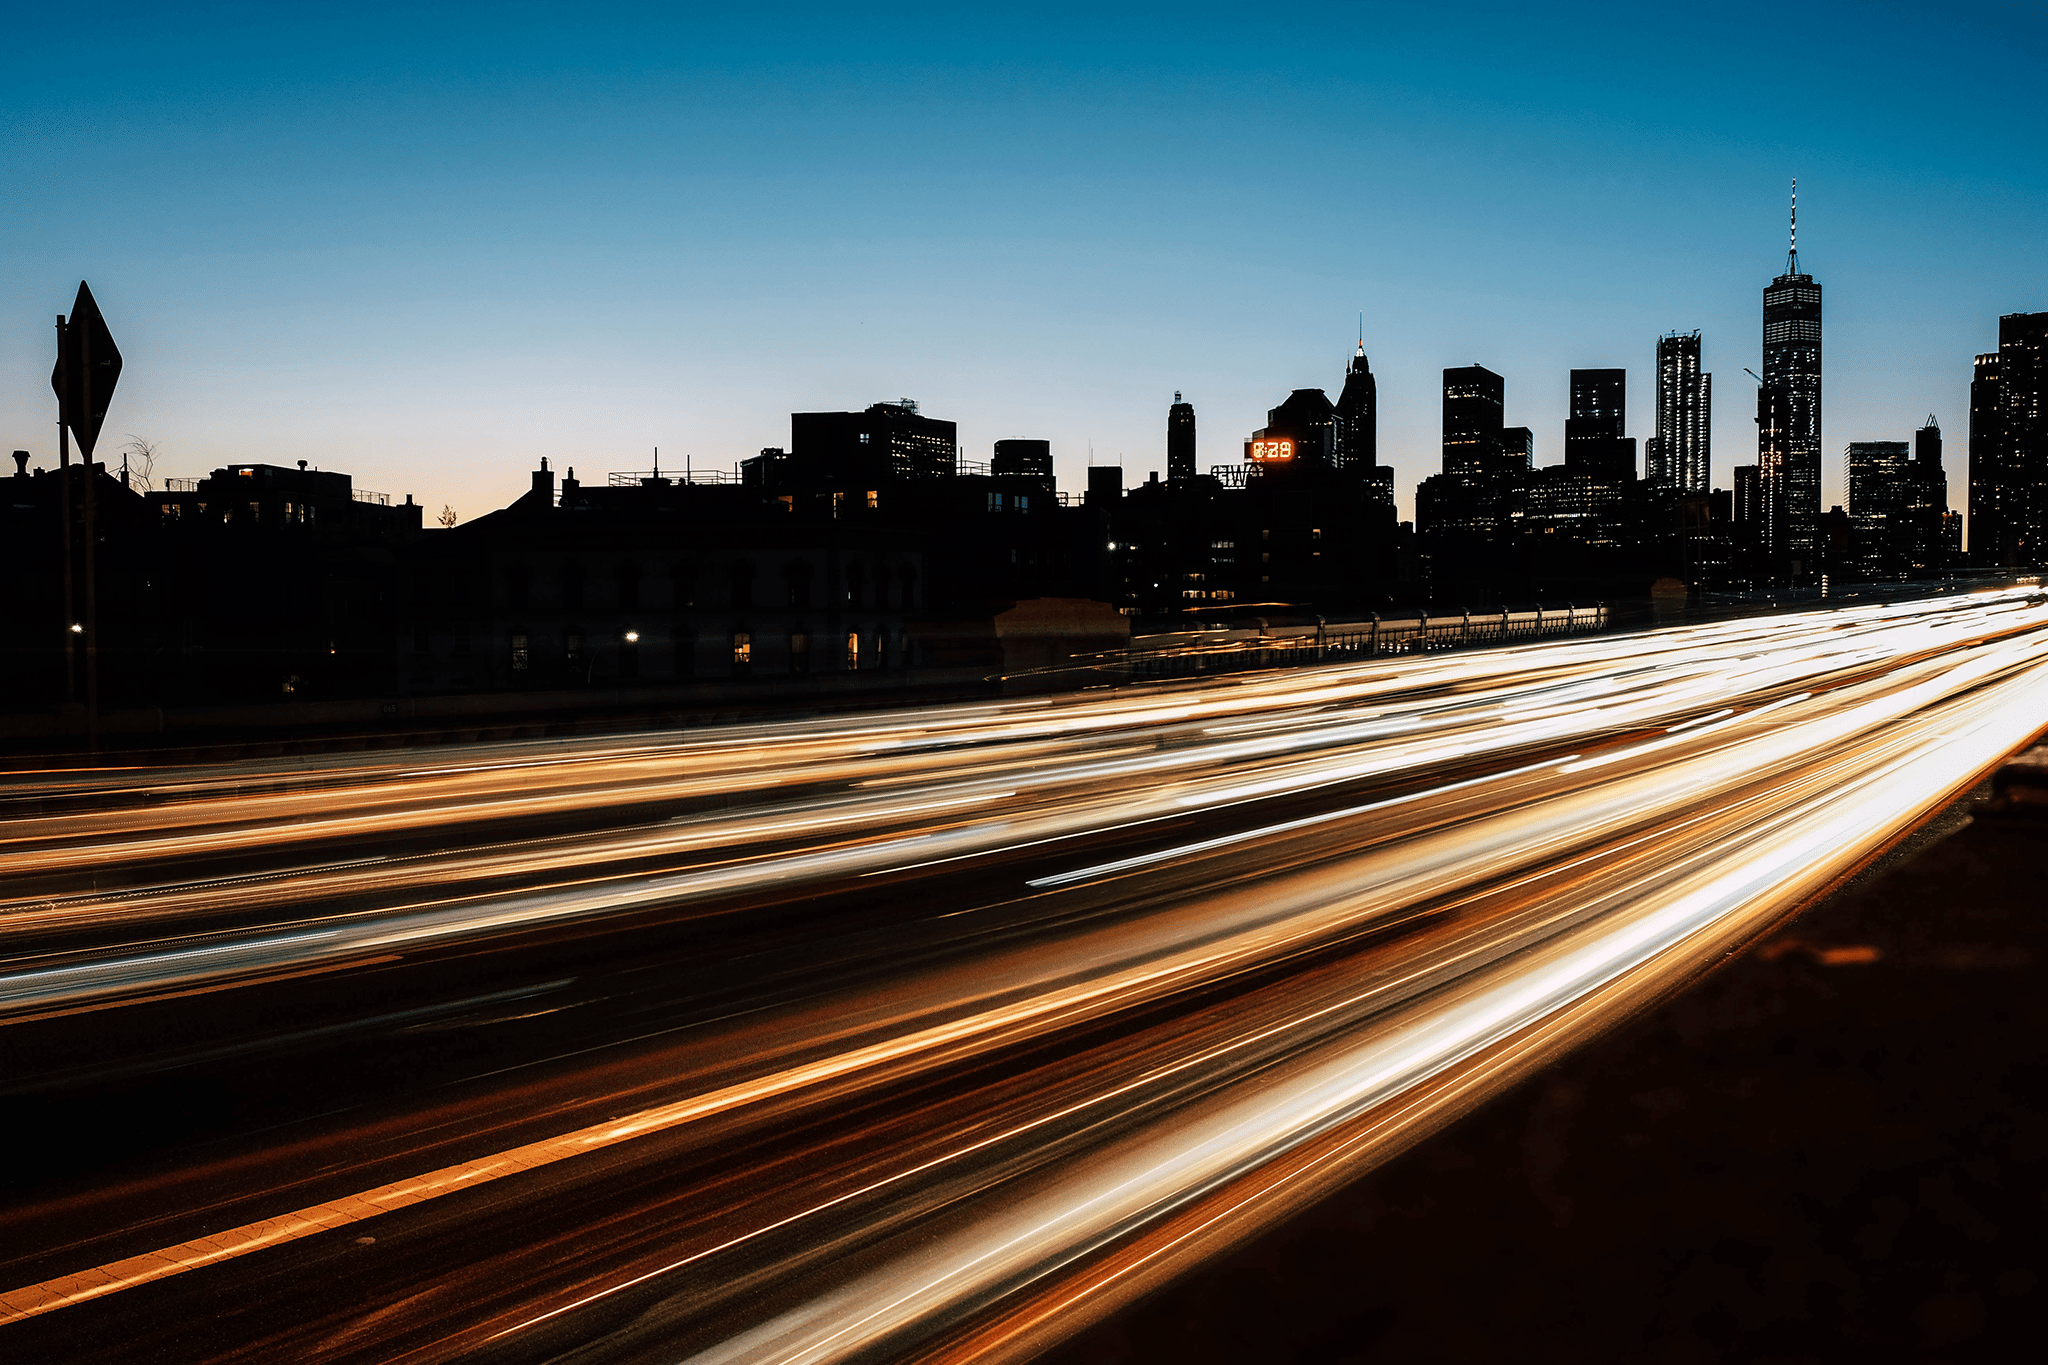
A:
[
  {"left": 1648, "top": 330, "right": 1711, "bottom": 494},
  {"left": 1968, "top": 312, "right": 2048, "bottom": 566},
  {"left": 1334, "top": 344, "right": 1377, "bottom": 471},
  {"left": 1166, "top": 393, "right": 1197, "bottom": 482},
  {"left": 1760, "top": 247, "right": 1823, "bottom": 568}
]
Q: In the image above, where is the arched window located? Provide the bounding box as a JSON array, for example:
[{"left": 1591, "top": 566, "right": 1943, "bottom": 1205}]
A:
[
  {"left": 789, "top": 630, "right": 809, "bottom": 674},
  {"left": 844, "top": 630, "right": 860, "bottom": 671},
  {"left": 509, "top": 630, "right": 530, "bottom": 673},
  {"left": 731, "top": 629, "right": 753, "bottom": 675}
]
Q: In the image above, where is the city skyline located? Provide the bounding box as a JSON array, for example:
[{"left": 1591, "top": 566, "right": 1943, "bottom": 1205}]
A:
[{"left": 5, "top": 4, "right": 2043, "bottom": 525}]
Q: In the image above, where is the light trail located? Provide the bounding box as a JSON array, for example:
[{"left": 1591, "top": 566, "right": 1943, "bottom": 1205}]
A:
[{"left": 0, "top": 588, "right": 2043, "bottom": 1365}]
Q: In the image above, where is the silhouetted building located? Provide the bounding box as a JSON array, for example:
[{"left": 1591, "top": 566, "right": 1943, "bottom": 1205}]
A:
[
  {"left": 1760, "top": 196, "right": 1823, "bottom": 569},
  {"left": 1969, "top": 351, "right": 2006, "bottom": 562},
  {"left": 1335, "top": 344, "right": 1377, "bottom": 471},
  {"left": 1565, "top": 369, "right": 1635, "bottom": 477},
  {"left": 1968, "top": 312, "right": 2048, "bottom": 565},
  {"left": 1499, "top": 426, "right": 1534, "bottom": 475},
  {"left": 1166, "top": 393, "right": 1197, "bottom": 481},
  {"left": 789, "top": 400, "right": 957, "bottom": 487},
  {"left": 1442, "top": 365, "right": 1505, "bottom": 480},
  {"left": 1902, "top": 416, "right": 1951, "bottom": 577},
  {"left": 1086, "top": 465, "right": 1124, "bottom": 507},
  {"left": 1258, "top": 389, "right": 1338, "bottom": 469},
  {"left": 992, "top": 439, "right": 1054, "bottom": 493},
  {"left": 1647, "top": 331, "right": 1711, "bottom": 493}
]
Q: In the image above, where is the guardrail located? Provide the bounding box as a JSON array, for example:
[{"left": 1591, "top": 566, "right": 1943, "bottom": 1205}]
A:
[{"left": 1121, "top": 606, "right": 1609, "bottom": 682}]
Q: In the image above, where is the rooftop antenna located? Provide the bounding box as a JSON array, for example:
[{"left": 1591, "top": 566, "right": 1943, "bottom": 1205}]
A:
[
  {"left": 1787, "top": 178, "right": 1799, "bottom": 273},
  {"left": 653, "top": 446, "right": 660, "bottom": 478},
  {"left": 1357, "top": 311, "right": 1364, "bottom": 356},
  {"left": 1924, "top": 412, "right": 1940, "bottom": 428}
]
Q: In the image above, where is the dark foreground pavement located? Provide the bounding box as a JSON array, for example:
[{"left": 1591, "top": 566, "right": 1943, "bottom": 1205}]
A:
[{"left": 1040, "top": 744, "right": 2048, "bottom": 1365}]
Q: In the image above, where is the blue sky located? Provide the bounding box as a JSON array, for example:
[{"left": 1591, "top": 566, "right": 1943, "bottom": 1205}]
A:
[{"left": 4, "top": 2, "right": 2043, "bottom": 522}]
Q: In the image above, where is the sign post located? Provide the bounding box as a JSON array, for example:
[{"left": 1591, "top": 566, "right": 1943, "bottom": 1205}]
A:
[{"left": 50, "top": 282, "right": 122, "bottom": 752}]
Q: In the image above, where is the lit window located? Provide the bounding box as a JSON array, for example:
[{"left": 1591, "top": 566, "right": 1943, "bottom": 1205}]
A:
[{"left": 731, "top": 630, "right": 752, "bottom": 667}]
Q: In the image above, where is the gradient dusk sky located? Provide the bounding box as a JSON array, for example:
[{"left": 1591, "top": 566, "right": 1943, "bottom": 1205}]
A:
[{"left": 5, "top": 2, "right": 2043, "bottom": 525}]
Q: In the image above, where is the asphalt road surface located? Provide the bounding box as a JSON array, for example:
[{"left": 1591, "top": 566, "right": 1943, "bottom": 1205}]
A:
[{"left": 4, "top": 588, "right": 2046, "bottom": 1364}]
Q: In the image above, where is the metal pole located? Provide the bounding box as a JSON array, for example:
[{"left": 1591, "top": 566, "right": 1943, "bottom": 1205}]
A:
[
  {"left": 57, "top": 316, "right": 76, "bottom": 707},
  {"left": 80, "top": 314, "right": 100, "bottom": 753}
]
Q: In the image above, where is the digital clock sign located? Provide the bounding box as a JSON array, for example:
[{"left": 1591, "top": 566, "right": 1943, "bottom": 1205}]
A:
[{"left": 1246, "top": 437, "right": 1295, "bottom": 463}]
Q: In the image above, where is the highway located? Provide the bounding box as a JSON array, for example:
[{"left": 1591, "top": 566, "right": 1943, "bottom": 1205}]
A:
[{"left": 3, "top": 588, "right": 2046, "bottom": 1364}]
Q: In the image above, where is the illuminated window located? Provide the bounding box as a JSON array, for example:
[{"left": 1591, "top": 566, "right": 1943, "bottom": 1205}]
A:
[
  {"left": 844, "top": 630, "right": 860, "bottom": 671},
  {"left": 510, "top": 631, "right": 530, "bottom": 672},
  {"left": 790, "top": 631, "right": 809, "bottom": 673},
  {"left": 731, "top": 630, "right": 752, "bottom": 670}
]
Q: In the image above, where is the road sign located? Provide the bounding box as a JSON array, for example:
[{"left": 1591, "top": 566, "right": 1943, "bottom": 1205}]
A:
[{"left": 51, "top": 281, "right": 122, "bottom": 459}]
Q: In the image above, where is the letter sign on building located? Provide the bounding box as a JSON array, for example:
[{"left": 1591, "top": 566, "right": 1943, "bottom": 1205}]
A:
[{"left": 1245, "top": 436, "right": 1295, "bottom": 463}]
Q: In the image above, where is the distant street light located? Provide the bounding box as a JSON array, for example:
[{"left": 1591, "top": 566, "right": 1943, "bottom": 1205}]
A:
[
  {"left": 623, "top": 630, "right": 640, "bottom": 643},
  {"left": 68, "top": 623, "right": 83, "bottom": 634}
]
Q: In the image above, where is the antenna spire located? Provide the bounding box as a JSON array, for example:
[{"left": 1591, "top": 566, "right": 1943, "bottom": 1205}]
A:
[
  {"left": 1788, "top": 178, "right": 1799, "bottom": 273},
  {"left": 1356, "top": 311, "right": 1364, "bottom": 356}
]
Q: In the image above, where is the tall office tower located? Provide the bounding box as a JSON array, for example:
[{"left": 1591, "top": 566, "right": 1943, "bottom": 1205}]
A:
[
  {"left": 1902, "top": 416, "right": 1948, "bottom": 575},
  {"left": 1994, "top": 312, "right": 2048, "bottom": 563},
  {"left": 1760, "top": 184, "right": 1823, "bottom": 563},
  {"left": 1650, "top": 331, "right": 1712, "bottom": 492},
  {"left": 1847, "top": 441, "right": 1911, "bottom": 578},
  {"left": 1499, "top": 426, "right": 1534, "bottom": 474},
  {"left": 1442, "top": 365, "right": 1505, "bottom": 478},
  {"left": 1166, "top": 392, "right": 1197, "bottom": 481},
  {"left": 1565, "top": 368, "right": 1635, "bottom": 476},
  {"left": 992, "top": 438, "right": 1054, "bottom": 491},
  {"left": 1733, "top": 464, "right": 1761, "bottom": 525},
  {"left": 1335, "top": 343, "right": 1378, "bottom": 471},
  {"left": 1968, "top": 352, "right": 2005, "bottom": 561},
  {"left": 1754, "top": 380, "right": 1790, "bottom": 551}
]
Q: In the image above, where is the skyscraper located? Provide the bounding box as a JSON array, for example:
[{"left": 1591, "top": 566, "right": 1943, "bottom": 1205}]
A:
[
  {"left": 1969, "top": 352, "right": 2005, "bottom": 561},
  {"left": 1442, "top": 364, "right": 1505, "bottom": 480},
  {"left": 1847, "top": 440, "right": 1910, "bottom": 579},
  {"left": 1902, "top": 416, "right": 1948, "bottom": 576},
  {"left": 1649, "top": 331, "right": 1711, "bottom": 493},
  {"left": 1335, "top": 343, "right": 1377, "bottom": 471},
  {"left": 1975, "top": 312, "right": 2048, "bottom": 564},
  {"left": 1760, "top": 184, "right": 1822, "bottom": 566},
  {"left": 1564, "top": 368, "right": 1634, "bottom": 476},
  {"left": 1166, "top": 392, "right": 1197, "bottom": 481}
]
